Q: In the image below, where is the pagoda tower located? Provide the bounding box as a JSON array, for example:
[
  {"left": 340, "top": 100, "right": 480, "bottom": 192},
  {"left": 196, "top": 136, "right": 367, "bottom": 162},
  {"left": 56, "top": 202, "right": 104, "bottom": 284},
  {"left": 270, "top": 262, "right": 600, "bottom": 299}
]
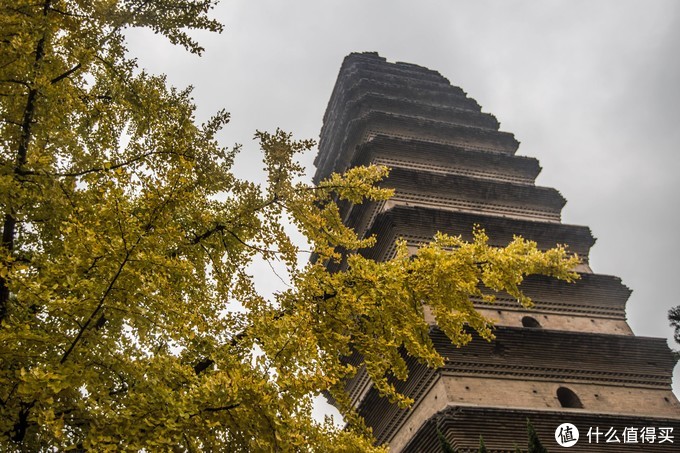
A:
[{"left": 315, "top": 52, "right": 680, "bottom": 452}]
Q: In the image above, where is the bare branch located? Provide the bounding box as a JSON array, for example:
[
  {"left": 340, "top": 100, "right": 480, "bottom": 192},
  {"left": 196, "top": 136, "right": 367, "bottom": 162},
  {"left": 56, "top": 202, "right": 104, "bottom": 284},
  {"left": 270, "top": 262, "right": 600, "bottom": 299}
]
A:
[
  {"left": 50, "top": 62, "right": 82, "bottom": 84},
  {"left": 202, "top": 404, "right": 240, "bottom": 413}
]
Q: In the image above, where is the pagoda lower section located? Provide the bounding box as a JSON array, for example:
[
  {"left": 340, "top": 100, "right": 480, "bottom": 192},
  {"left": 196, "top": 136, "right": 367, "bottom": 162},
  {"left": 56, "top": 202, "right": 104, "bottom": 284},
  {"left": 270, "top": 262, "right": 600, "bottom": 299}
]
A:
[
  {"left": 405, "top": 407, "right": 680, "bottom": 452},
  {"left": 315, "top": 52, "right": 680, "bottom": 451}
]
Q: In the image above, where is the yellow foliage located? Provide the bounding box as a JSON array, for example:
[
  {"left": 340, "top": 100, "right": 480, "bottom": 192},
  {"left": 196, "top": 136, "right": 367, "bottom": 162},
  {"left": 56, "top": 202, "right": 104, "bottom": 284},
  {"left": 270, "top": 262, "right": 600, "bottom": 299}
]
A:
[{"left": 0, "top": 1, "right": 577, "bottom": 451}]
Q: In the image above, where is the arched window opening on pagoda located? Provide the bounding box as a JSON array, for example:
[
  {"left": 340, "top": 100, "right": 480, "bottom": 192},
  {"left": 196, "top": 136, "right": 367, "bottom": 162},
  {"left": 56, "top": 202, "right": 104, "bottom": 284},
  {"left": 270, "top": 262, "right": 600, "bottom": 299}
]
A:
[
  {"left": 557, "top": 387, "right": 584, "bottom": 408},
  {"left": 521, "top": 316, "right": 542, "bottom": 328}
]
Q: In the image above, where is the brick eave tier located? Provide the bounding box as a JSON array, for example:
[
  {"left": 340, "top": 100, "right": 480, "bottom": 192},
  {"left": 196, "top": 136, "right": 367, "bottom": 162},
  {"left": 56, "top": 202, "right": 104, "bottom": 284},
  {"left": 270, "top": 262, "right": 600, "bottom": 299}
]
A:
[
  {"left": 360, "top": 206, "right": 595, "bottom": 262},
  {"left": 403, "top": 406, "right": 680, "bottom": 452},
  {"left": 314, "top": 111, "right": 520, "bottom": 183},
  {"left": 352, "top": 135, "right": 542, "bottom": 185},
  {"left": 358, "top": 327, "right": 677, "bottom": 447}
]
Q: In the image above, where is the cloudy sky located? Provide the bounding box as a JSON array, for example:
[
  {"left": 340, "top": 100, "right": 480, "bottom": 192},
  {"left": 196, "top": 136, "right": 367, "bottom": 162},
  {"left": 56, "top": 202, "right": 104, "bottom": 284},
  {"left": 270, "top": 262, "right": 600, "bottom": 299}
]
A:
[{"left": 127, "top": 0, "right": 680, "bottom": 395}]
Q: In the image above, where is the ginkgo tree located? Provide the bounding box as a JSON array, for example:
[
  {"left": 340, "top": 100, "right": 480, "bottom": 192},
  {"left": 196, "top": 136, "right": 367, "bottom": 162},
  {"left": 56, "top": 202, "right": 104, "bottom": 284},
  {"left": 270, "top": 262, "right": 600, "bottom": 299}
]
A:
[{"left": 0, "top": 1, "right": 579, "bottom": 451}]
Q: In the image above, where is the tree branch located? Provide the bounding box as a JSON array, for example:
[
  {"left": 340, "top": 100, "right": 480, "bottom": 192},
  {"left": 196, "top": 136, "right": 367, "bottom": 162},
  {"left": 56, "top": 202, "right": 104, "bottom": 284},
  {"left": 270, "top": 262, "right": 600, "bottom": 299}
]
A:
[
  {"left": 59, "top": 182, "right": 182, "bottom": 364},
  {"left": 59, "top": 246, "right": 134, "bottom": 364},
  {"left": 50, "top": 62, "right": 82, "bottom": 84},
  {"left": 202, "top": 404, "right": 240, "bottom": 413},
  {"left": 0, "top": 0, "right": 53, "bottom": 323}
]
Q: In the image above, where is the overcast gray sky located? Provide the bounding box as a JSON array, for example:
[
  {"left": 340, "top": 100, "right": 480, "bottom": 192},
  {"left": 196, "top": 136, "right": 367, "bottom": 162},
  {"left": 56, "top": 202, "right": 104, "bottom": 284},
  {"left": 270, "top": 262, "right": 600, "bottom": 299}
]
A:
[{"left": 126, "top": 0, "right": 680, "bottom": 397}]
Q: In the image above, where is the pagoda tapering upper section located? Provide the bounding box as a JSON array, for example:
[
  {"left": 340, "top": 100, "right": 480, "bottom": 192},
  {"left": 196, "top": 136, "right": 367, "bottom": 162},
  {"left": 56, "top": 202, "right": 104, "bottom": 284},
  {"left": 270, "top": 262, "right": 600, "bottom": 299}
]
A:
[
  {"left": 316, "top": 52, "right": 680, "bottom": 452},
  {"left": 315, "top": 52, "right": 517, "bottom": 185}
]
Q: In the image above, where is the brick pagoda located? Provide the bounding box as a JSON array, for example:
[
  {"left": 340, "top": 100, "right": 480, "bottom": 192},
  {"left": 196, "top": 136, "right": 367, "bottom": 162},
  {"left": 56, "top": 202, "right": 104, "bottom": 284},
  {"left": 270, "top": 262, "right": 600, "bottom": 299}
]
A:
[{"left": 315, "top": 52, "right": 680, "bottom": 452}]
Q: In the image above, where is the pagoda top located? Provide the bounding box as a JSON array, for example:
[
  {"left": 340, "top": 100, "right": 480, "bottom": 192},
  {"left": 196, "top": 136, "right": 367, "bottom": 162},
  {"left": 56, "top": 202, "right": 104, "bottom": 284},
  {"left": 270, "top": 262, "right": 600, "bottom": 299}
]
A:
[
  {"left": 315, "top": 53, "right": 501, "bottom": 182},
  {"left": 340, "top": 52, "right": 450, "bottom": 83}
]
